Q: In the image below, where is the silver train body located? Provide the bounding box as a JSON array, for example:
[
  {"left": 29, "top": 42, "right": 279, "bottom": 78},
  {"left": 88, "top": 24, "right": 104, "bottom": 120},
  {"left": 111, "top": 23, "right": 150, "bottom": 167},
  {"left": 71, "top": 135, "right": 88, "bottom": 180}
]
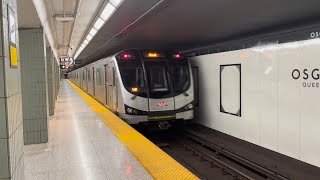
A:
[{"left": 68, "top": 49, "right": 194, "bottom": 124}]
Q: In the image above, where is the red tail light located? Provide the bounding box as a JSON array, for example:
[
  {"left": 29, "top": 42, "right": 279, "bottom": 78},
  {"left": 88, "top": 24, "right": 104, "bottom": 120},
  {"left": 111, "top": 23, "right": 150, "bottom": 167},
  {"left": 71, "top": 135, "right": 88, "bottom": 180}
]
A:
[
  {"left": 119, "top": 52, "right": 134, "bottom": 60},
  {"left": 173, "top": 54, "right": 182, "bottom": 59},
  {"left": 123, "top": 53, "right": 132, "bottom": 59}
]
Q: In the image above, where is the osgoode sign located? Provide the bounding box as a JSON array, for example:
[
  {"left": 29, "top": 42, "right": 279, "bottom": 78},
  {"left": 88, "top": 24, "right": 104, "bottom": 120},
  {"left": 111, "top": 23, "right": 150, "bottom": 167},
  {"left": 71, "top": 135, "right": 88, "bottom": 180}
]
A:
[{"left": 292, "top": 69, "right": 320, "bottom": 88}]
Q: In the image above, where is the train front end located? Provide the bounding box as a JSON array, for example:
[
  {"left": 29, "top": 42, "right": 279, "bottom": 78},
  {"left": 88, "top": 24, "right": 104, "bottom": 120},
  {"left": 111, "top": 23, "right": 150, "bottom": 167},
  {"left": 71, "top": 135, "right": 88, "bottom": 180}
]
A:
[{"left": 116, "top": 50, "right": 194, "bottom": 125}]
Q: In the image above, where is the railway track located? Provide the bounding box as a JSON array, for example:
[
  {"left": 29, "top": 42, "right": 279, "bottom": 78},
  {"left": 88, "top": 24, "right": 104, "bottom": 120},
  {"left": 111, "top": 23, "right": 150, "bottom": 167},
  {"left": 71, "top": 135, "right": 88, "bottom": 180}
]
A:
[
  {"left": 184, "top": 130, "right": 290, "bottom": 180},
  {"left": 183, "top": 141, "right": 259, "bottom": 180},
  {"left": 140, "top": 126, "right": 290, "bottom": 180}
]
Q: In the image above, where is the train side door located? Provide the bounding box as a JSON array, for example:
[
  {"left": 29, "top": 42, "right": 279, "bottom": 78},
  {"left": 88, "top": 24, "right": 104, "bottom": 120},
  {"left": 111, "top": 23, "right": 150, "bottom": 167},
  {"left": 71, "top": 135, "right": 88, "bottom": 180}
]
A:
[
  {"left": 81, "top": 71, "right": 84, "bottom": 88},
  {"left": 83, "top": 70, "right": 86, "bottom": 89},
  {"left": 83, "top": 70, "right": 85, "bottom": 90},
  {"left": 111, "top": 62, "right": 117, "bottom": 111},
  {"left": 86, "top": 69, "right": 89, "bottom": 92},
  {"left": 79, "top": 72, "right": 81, "bottom": 86},
  {"left": 107, "top": 63, "right": 113, "bottom": 109},
  {"left": 104, "top": 64, "right": 108, "bottom": 106},
  {"left": 92, "top": 67, "right": 95, "bottom": 97},
  {"left": 107, "top": 62, "right": 117, "bottom": 111}
]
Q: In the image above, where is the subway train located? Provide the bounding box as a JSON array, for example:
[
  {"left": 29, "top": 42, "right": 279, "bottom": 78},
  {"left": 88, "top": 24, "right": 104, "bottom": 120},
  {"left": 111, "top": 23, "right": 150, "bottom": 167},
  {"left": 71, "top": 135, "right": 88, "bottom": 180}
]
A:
[{"left": 68, "top": 49, "right": 194, "bottom": 126}]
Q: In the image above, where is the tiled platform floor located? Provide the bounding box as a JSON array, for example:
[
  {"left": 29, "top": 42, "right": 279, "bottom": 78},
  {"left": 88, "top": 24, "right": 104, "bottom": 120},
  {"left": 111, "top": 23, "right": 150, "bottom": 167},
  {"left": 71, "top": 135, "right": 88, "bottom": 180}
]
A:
[{"left": 24, "top": 80, "right": 152, "bottom": 180}]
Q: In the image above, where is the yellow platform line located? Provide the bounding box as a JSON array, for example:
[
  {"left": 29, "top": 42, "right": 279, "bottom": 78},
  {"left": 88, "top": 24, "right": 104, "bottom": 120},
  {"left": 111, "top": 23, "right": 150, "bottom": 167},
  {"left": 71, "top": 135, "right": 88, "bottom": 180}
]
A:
[{"left": 67, "top": 80, "right": 199, "bottom": 180}]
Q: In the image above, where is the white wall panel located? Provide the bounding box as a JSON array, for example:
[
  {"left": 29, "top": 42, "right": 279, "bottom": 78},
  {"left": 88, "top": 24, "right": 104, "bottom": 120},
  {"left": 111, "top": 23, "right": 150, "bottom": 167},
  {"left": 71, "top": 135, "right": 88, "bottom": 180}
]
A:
[
  {"left": 257, "top": 51, "right": 278, "bottom": 151},
  {"left": 190, "top": 38, "right": 320, "bottom": 167},
  {"left": 277, "top": 43, "right": 301, "bottom": 159},
  {"left": 242, "top": 50, "right": 261, "bottom": 145},
  {"left": 298, "top": 40, "right": 320, "bottom": 166}
]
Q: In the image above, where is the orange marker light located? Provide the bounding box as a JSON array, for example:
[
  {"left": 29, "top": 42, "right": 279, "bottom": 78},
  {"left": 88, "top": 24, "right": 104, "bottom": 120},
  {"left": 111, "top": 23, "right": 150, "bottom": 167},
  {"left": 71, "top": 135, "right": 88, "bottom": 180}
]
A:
[
  {"left": 131, "top": 87, "right": 138, "bottom": 92},
  {"left": 147, "top": 53, "right": 159, "bottom": 58}
]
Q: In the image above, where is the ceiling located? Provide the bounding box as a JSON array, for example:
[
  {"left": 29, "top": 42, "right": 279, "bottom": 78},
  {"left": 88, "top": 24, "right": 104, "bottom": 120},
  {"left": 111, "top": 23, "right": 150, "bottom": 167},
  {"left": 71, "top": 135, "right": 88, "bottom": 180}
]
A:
[
  {"left": 17, "top": 0, "right": 104, "bottom": 57},
  {"left": 17, "top": 0, "right": 41, "bottom": 27},
  {"left": 75, "top": 0, "right": 320, "bottom": 67},
  {"left": 17, "top": 0, "right": 320, "bottom": 68}
]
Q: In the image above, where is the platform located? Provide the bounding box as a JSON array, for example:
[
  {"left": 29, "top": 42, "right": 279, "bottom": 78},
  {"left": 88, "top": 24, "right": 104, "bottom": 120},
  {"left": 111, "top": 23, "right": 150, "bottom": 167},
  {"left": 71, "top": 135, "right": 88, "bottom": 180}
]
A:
[
  {"left": 23, "top": 80, "right": 153, "bottom": 179},
  {"left": 24, "top": 80, "right": 197, "bottom": 180}
]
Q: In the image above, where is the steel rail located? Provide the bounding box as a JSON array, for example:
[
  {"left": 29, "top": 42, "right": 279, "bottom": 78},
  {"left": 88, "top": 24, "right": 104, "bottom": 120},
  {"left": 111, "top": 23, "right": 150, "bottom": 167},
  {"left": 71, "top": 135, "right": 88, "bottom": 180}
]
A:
[{"left": 185, "top": 130, "right": 289, "bottom": 180}]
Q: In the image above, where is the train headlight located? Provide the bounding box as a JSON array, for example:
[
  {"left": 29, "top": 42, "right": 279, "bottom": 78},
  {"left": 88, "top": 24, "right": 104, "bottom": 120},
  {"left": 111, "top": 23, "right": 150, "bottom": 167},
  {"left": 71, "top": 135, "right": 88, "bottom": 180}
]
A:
[
  {"left": 125, "top": 105, "right": 148, "bottom": 115},
  {"left": 126, "top": 107, "right": 133, "bottom": 114},
  {"left": 184, "top": 103, "right": 193, "bottom": 110}
]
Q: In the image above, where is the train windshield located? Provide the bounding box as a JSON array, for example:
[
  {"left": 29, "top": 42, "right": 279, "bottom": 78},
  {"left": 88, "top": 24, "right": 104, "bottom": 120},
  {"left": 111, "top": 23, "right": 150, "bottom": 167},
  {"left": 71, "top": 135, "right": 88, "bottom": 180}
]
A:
[
  {"left": 144, "top": 61, "right": 171, "bottom": 98},
  {"left": 119, "top": 67, "right": 147, "bottom": 97},
  {"left": 170, "top": 65, "right": 190, "bottom": 93}
]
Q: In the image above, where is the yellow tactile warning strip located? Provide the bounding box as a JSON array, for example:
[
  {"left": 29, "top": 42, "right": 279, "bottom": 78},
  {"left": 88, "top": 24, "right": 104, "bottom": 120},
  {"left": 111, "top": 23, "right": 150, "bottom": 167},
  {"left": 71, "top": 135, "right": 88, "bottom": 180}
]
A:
[{"left": 68, "top": 80, "right": 199, "bottom": 180}]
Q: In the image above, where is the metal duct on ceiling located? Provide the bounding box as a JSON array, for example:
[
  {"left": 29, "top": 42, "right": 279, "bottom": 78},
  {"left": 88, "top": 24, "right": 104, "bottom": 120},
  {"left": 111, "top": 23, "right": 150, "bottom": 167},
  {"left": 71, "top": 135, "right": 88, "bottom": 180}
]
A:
[{"left": 32, "top": 0, "right": 59, "bottom": 62}]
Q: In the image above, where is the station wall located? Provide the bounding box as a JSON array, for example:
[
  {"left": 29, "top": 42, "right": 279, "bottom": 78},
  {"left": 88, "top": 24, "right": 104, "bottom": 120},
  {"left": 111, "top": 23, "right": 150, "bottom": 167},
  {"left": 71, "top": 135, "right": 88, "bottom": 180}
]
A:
[{"left": 189, "top": 38, "right": 320, "bottom": 167}]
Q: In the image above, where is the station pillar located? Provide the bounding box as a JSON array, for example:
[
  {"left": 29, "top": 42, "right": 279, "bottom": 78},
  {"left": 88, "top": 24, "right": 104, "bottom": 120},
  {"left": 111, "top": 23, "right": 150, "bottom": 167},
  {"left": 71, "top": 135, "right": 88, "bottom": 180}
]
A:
[
  {"left": 46, "top": 48, "right": 55, "bottom": 116},
  {"left": 0, "top": 0, "right": 25, "bottom": 179},
  {"left": 19, "top": 28, "right": 49, "bottom": 145}
]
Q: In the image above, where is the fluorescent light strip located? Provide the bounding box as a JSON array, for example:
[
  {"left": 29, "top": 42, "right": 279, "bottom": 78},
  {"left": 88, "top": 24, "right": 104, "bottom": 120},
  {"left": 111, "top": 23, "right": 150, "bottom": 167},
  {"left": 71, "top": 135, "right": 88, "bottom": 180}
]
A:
[
  {"left": 110, "top": 0, "right": 122, "bottom": 7},
  {"left": 93, "top": 18, "right": 105, "bottom": 30},
  {"left": 74, "top": 1, "right": 124, "bottom": 60},
  {"left": 89, "top": 28, "right": 98, "bottom": 37},
  {"left": 100, "top": 3, "right": 115, "bottom": 21},
  {"left": 86, "top": 34, "right": 93, "bottom": 42}
]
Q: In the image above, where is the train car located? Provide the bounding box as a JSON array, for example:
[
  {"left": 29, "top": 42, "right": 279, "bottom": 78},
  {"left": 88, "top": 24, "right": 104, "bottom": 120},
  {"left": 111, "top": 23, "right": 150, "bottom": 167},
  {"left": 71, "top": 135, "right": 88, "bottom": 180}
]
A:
[{"left": 69, "top": 49, "right": 194, "bottom": 126}]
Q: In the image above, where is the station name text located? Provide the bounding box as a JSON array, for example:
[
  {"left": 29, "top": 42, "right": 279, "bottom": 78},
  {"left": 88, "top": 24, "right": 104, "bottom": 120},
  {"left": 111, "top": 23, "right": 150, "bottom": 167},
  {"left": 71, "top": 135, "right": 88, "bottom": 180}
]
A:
[
  {"left": 310, "top": 32, "right": 320, "bottom": 38},
  {"left": 292, "top": 69, "right": 319, "bottom": 88}
]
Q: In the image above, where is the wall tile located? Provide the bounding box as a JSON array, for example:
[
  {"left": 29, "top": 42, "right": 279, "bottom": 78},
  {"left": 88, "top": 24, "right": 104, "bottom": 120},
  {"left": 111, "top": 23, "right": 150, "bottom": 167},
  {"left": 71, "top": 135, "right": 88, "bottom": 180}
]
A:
[
  {"left": 0, "top": 57, "right": 6, "bottom": 97},
  {"left": 6, "top": 93, "right": 23, "bottom": 137},
  {"left": 0, "top": 98, "right": 8, "bottom": 138},
  {"left": 0, "top": 139, "right": 9, "bottom": 179},
  {"left": 0, "top": 0, "right": 24, "bottom": 178}
]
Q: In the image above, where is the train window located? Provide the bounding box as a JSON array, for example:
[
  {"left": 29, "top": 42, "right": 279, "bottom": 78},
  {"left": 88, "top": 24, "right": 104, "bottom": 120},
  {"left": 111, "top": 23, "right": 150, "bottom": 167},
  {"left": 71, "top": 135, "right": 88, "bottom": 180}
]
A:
[
  {"left": 88, "top": 70, "right": 91, "bottom": 81},
  {"left": 96, "top": 68, "right": 102, "bottom": 85},
  {"left": 171, "top": 65, "right": 190, "bottom": 93},
  {"left": 145, "top": 61, "right": 171, "bottom": 98},
  {"left": 119, "top": 67, "right": 147, "bottom": 97}
]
